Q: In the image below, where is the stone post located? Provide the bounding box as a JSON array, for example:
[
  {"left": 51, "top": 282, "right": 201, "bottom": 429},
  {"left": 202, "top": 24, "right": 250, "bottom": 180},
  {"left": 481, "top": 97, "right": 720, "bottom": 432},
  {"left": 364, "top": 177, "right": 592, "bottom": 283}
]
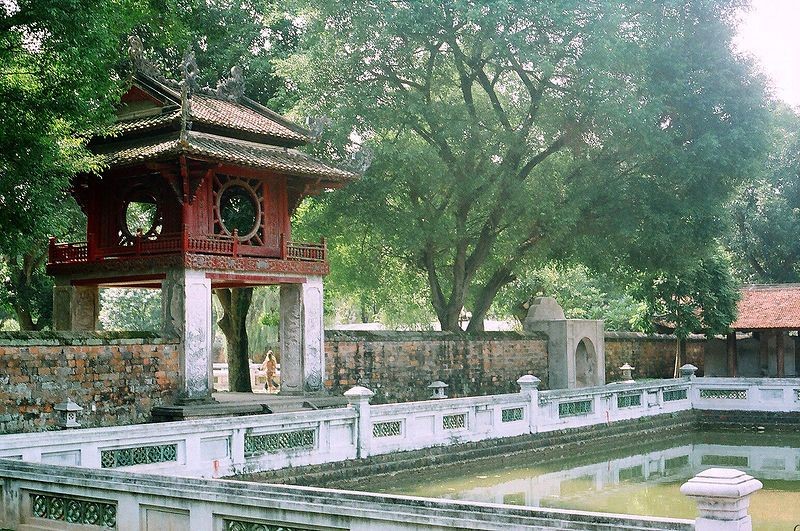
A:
[
  {"left": 162, "top": 269, "right": 213, "bottom": 403},
  {"left": 679, "top": 364, "right": 698, "bottom": 379},
  {"left": 680, "top": 468, "right": 762, "bottom": 531},
  {"left": 279, "top": 276, "right": 325, "bottom": 395},
  {"left": 345, "top": 386, "right": 374, "bottom": 459},
  {"left": 517, "top": 375, "right": 541, "bottom": 434},
  {"left": 52, "top": 284, "right": 100, "bottom": 331}
]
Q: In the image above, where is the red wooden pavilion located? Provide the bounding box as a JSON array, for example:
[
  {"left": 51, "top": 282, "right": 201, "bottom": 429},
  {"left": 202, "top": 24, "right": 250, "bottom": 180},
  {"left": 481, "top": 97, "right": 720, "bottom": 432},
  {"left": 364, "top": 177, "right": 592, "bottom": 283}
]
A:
[{"left": 47, "top": 42, "right": 356, "bottom": 403}]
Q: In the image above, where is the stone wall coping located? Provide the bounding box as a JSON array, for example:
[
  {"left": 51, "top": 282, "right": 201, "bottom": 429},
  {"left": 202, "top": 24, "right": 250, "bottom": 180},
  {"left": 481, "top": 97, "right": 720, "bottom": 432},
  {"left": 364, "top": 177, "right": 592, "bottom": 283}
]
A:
[
  {"left": 0, "top": 459, "right": 695, "bottom": 530},
  {"left": 324, "top": 329, "right": 548, "bottom": 341},
  {"left": 0, "top": 331, "right": 178, "bottom": 346},
  {"left": 0, "top": 407, "right": 358, "bottom": 451},
  {"left": 694, "top": 376, "right": 800, "bottom": 386},
  {"left": 604, "top": 331, "right": 709, "bottom": 341},
  {"left": 371, "top": 392, "right": 530, "bottom": 417},
  {"left": 540, "top": 378, "right": 688, "bottom": 400}
]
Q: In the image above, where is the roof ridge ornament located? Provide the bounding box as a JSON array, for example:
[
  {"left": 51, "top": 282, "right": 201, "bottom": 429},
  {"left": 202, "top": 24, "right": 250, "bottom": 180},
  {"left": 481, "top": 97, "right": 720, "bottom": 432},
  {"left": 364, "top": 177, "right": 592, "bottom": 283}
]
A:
[
  {"left": 215, "top": 65, "right": 245, "bottom": 101},
  {"left": 179, "top": 49, "right": 198, "bottom": 145},
  {"left": 127, "top": 35, "right": 176, "bottom": 87}
]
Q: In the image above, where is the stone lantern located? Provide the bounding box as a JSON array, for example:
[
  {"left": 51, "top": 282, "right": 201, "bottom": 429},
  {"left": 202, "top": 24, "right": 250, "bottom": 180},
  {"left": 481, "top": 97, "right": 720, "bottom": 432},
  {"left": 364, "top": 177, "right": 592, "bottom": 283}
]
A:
[
  {"left": 619, "top": 363, "right": 635, "bottom": 383},
  {"left": 54, "top": 398, "right": 83, "bottom": 429},
  {"left": 428, "top": 381, "right": 448, "bottom": 399}
]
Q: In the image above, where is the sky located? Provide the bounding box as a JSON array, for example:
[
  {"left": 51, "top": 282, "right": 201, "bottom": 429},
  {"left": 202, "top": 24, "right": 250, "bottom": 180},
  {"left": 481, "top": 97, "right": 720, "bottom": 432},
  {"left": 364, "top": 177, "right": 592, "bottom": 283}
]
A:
[{"left": 735, "top": 0, "right": 800, "bottom": 108}]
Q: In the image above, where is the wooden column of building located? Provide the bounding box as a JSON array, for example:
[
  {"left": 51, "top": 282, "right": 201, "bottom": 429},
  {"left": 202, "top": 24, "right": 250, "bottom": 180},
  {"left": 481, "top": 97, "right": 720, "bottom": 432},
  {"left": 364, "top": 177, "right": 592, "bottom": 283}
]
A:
[
  {"left": 759, "top": 331, "right": 770, "bottom": 376},
  {"left": 726, "top": 332, "right": 738, "bottom": 377},
  {"left": 776, "top": 330, "right": 785, "bottom": 378}
]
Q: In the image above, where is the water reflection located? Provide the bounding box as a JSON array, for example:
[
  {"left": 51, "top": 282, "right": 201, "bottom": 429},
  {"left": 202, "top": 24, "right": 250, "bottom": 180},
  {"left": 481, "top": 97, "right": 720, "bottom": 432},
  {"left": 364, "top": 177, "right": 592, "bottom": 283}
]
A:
[{"left": 361, "top": 432, "right": 800, "bottom": 530}]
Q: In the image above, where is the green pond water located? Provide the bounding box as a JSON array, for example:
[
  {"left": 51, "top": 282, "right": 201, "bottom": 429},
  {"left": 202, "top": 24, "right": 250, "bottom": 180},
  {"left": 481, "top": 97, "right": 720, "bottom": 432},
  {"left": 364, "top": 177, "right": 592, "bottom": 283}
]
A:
[{"left": 359, "top": 432, "right": 800, "bottom": 530}]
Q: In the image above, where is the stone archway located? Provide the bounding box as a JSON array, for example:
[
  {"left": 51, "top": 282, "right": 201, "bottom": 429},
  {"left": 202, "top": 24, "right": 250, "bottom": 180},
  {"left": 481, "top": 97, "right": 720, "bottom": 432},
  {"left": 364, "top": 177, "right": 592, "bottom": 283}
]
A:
[{"left": 575, "top": 337, "right": 597, "bottom": 388}]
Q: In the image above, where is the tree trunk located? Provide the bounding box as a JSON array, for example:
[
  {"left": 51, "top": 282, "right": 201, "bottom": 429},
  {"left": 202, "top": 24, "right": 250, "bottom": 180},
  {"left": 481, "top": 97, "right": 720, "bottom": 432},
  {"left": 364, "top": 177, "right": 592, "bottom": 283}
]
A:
[
  {"left": 466, "top": 268, "right": 517, "bottom": 333},
  {"left": 215, "top": 287, "right": 254, "bottom": 392}
]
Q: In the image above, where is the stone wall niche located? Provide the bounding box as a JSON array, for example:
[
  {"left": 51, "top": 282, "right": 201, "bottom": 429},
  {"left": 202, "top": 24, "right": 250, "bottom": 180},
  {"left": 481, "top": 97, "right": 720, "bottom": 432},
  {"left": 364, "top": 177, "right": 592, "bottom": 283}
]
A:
[{"left": 523, "top": 297, "right": 605, "bottom": 389}]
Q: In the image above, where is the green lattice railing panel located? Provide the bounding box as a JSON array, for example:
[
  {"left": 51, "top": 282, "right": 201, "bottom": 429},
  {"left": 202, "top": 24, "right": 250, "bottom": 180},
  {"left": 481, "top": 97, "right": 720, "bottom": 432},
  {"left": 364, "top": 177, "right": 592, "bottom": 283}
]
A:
[
  {"left": 31, "top": 493, "right": 116, "bottom": 528},
  {"left": 372, "top": 420, "right": 402, "bottom": 438},
  {"left": 224, "top": 519, "right": 313, "bottom": 531},
  {"left": 442, "top": 413, "right": 466, "bottom": 430},
  {"left": 501, "top": 407, "right": 524, "bottom": 423},
  {"left": 245, "top": 430, "right": 315, "bottom": 456},
  {"left": 617, "top": 393, "right": 642, "bottom": 409},
  {"left": 699, "top": 389, "right": 747, "bottom": 400},
  {"left": 558, "top": 399, "right": 592, "bottom": 418},
  {"left": 701, "top": 454, "right": 749, "bottom": 467},
  {"left": 100, "top": 443, "right": 177, "bottom": 468},
  {"left": 663, "top": 389, "right": 688, "bottom": 402}
]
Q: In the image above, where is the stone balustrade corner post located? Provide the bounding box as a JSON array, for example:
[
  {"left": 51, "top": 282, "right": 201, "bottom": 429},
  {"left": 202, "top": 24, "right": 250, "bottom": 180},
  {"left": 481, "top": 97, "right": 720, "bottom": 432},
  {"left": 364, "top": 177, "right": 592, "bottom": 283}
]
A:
[
  {"left": 680, "top": 468, "right": 762, "bottom": 531},
  {"left": 344, "top": 385, "right": 375, "bottom": 459},
  {"left": 517, "top": 374, "right": 541, "bottom": 434}
]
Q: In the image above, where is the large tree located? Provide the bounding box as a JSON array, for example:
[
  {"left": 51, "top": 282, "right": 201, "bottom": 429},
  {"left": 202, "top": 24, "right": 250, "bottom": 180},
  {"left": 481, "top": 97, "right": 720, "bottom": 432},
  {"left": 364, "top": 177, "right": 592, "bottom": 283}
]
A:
[
  {"left": 0, "top": 0, "right": 143, "bottom": 329},
  {"left": 284, "top": 0, "right": 768, "bottom": 331},
  {"left": 727, "top": 106, "right": 800, "bottom": 283}
]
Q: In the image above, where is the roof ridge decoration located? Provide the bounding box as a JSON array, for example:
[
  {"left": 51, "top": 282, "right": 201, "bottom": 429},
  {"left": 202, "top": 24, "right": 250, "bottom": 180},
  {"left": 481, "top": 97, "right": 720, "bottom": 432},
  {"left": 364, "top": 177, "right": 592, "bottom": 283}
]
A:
[
  {"left": 179, "top": 50, "right": 199, "bottom": 145},
  {"left": 215, "top": 65, "right": 245, "bottom": 102},
  {"left": 128, "top": 35, "right": 181, "bottom": 91}
]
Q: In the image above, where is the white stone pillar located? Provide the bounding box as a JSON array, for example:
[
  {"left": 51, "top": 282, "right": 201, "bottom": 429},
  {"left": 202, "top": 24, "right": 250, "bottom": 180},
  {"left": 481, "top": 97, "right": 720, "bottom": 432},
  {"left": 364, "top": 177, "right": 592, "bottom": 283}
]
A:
[
  {"left": 345, "top": 385, "right": 374, "bottom": 458},
  {"left": 303, "top": 276, "right": 325, "bottom": 392},
  {"left": 52, "top": 284, "right": 100, "bottom": 330},
  {"left": 279, "top": 283, "right": 304, "bottom": 395},
  {"left": 517, "top": 375, "right": 541, "bottom": 434},
  {"left": 279, "top": 276, "right": 325, "bottom": 395},
  {"left": 680, "top": 468, "right": 763, "bottom": 531},
  {"left": 162, "top": 269, "right": 213, "bottom": 402}
]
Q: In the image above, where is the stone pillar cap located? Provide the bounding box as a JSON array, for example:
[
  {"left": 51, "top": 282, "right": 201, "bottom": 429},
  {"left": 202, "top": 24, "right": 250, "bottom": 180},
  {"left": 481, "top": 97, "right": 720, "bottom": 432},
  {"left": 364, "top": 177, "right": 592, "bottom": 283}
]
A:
[
  {"left": 680, "top": 468, "right": 763, "bottom": 499},
  {"left": 517, "top": 375, "right": 541, "bottom": 385},
  {"left": 344, "top": 386, "right": 375, "bottom": 398},
  {"left": 619, "top": 362, "right": 635, "bottom": 370},
  {"left": 427, "top": 381, "right": 448, "bottom": 389},
  {"left": 680, "top": 363, "right": 698, "bottom": 371}
]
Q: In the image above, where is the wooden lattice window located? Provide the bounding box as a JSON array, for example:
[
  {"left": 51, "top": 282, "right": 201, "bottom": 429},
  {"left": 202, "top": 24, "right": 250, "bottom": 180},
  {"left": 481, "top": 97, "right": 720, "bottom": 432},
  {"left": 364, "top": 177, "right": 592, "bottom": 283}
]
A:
[{"left": 213, "top": 175, "right": 265, "bottom": 245}]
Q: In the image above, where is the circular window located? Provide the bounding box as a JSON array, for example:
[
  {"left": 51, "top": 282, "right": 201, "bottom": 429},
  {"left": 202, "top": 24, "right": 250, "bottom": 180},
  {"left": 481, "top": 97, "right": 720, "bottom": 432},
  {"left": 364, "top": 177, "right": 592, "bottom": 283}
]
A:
[
  {"left": 123, "top": 197, "right": 161, "bottom": 239},
  {"left": 218, "top": 183, "right": 260, "bottom": 240}
]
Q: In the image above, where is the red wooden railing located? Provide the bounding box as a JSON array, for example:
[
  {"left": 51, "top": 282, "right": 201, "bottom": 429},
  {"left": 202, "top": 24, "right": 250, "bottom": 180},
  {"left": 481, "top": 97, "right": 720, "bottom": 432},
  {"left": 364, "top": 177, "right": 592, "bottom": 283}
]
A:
[{"left": 48, "top": 233, "right": 327, "bottom": 265}]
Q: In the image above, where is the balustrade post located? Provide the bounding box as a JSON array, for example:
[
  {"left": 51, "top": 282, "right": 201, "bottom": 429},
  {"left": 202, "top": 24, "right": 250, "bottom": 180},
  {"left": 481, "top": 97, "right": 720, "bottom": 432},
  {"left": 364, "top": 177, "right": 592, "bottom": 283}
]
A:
[
  {"left": 232, "top": 229, "right": 239, "bottom": 257},
  {"left": 321, "top": 236, "right": 327, "bottom": 261},
  {"left": 48, "top": 237, "right": 56, "bottom": 264},
  {"left": 280, "top": 233, "right": 286, "bottom": 260},
  {"left": 517, "top": 375, "right": 541, "bottom": 434},
  {"left": 87, "top": 233, "right": 96, "bottom": 261},
  {"left": 344, "top": 386, "right": 374, "bottom": 459},
  {"left": 182, "top": 224, "right": 189, "bottom": 253},
  {"left": 134, "top": 230, "right": 143, "bottom": 255},
  {"left": 681, "top": 468, "right": 762, "bottom": 531}
]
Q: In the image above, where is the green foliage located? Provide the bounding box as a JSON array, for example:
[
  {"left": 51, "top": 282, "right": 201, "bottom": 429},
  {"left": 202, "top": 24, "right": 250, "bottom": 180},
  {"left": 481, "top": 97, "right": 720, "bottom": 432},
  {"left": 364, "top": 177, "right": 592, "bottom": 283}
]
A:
[
  {"left": 99, "top": 288, "right": 162, "bottom": 331},
  {"left": 727, "top": 106, "right": 800, "bottom": 283},
  {"left": 633, "top": 250, "right": 740, "bottom": 338},
  {"left": 0, "top": 0, "right": 143, "bottom": 328},
  {"left": 498, "top": 265, "right": 646, "bottom": 332},
  {"left": 284, "top": 0, "right": 769, "bottom": 331},
  {"left": 249, "top": 286, "right": 280, "bottom": 360},
  {"left": 294, "top": 201, "right": 435, "bottom": 328},
  {"left": 135, "top": 0, "right": 298, "bottom": 111}
]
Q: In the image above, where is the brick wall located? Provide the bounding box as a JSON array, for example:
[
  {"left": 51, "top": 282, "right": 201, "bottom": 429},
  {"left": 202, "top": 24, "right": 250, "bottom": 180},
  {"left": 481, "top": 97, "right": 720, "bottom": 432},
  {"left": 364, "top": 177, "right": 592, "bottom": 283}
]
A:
[
  {"left": 324, "top": 331, "right": 549, "bottom": 403},
  {"left": 0, "top": 332, "right": 179, "bottom": 434},
  {"left": 604, "top": 332, "right": 710, "bottom": 381}
]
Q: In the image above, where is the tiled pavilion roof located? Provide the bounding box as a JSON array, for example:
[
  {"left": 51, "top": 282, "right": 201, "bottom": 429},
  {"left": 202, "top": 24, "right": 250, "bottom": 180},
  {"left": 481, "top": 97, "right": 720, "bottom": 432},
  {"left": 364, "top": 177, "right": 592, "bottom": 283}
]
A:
[
  {"left": 92, "top": 44, "right": 356, "bottom": 184},
  {"left": 96, "top": 131, "right": 356, "bottom": 182},
  {"left": 731, "top": 284, "right": 800, "bottom": 330}
]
